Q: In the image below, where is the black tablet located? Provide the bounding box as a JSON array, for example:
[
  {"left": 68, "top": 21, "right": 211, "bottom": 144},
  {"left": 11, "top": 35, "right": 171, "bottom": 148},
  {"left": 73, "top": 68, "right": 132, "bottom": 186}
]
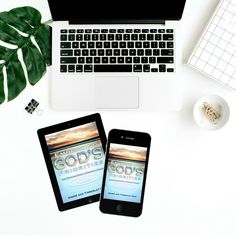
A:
[{"left": 37, "top": 113, "right": 107, "bottom": 211}]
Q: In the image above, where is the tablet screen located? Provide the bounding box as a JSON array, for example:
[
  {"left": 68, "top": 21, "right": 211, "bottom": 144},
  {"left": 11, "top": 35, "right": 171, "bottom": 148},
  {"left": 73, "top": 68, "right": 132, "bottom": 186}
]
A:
[{"left": 45, "top": 122, "right": 105, "bottom": 204}]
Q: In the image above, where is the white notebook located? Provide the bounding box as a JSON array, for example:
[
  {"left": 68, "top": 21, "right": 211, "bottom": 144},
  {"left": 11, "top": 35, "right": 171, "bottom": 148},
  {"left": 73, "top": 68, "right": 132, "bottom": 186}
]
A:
[{"left": 188, "top": 0, "right": 236, "bottom": 90}]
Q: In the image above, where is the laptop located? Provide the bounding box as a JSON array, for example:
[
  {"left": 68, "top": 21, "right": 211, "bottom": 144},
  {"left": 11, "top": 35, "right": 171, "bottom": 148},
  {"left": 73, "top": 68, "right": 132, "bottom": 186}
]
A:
[{"left": 47, "top": 0, "right": 186, "bottom": 111}]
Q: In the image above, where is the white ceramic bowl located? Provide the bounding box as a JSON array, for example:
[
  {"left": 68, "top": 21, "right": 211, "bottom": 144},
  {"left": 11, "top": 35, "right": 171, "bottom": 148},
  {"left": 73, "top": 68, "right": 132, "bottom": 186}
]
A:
[{"left": 193, "top": 95, "right": 230, "bottom": 130}]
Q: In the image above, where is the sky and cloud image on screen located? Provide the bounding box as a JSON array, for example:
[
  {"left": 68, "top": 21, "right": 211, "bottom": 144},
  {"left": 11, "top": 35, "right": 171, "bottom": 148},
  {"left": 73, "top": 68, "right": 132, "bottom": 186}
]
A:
[
  {"left": 109, "top": 143, "right": 147, "bottom": 162},
  {"left": 45, "top": 122, "right": 99, "bottom": 150}
]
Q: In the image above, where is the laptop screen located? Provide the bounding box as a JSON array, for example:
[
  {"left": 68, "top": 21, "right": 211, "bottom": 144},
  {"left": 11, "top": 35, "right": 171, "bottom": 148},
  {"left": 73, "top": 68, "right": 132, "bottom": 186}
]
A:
[{"left": 48, "top": 0, "right": 186, "bottom": 22}]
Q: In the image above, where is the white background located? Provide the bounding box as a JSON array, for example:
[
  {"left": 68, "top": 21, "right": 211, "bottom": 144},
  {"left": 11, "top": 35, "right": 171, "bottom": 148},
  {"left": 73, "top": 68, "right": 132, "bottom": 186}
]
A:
[{"left": 0, "top": 0, "right": 236, "bottom": 235}]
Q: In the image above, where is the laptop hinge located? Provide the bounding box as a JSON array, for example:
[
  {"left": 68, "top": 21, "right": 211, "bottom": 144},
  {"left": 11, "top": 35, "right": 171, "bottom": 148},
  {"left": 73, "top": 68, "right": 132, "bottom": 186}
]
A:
[{"left": 69, "top": 19, "right": 165, "bottom": 25}]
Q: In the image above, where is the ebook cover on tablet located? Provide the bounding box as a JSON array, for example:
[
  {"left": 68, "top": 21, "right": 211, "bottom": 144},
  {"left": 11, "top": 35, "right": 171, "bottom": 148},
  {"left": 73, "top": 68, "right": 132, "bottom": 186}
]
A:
[{"left": 37, "top": 113, "right": 106, "bottom": 211}]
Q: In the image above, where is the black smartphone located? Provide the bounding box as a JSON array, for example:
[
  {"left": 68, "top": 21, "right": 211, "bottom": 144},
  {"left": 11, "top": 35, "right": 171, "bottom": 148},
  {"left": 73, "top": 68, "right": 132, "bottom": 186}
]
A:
[{"left": 99, "top": 129, "right": 151, "bottom": 217}]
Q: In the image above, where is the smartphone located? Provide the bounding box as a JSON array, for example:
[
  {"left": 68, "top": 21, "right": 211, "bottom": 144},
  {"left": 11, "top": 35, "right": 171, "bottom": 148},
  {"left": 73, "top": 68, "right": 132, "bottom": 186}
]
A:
[{"left": 99, "top": 129, "right": 151, "bottom": 217}]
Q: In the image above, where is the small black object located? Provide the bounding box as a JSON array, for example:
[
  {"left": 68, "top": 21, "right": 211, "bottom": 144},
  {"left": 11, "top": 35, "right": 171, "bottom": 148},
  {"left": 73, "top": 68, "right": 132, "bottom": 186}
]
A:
[{"left": 25, "top": 99, "right": 40, "bottom": 114}]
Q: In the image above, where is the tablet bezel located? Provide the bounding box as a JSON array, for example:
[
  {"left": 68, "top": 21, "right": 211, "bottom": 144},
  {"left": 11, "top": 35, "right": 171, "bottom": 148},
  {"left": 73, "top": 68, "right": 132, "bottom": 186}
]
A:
[{"left": 37, "top": 113, "right": 107, "bottom": 211}]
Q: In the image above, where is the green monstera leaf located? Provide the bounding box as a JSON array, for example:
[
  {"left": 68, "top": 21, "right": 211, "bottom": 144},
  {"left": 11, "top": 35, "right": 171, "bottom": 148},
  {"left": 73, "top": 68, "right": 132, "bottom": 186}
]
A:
[{"left": 0, "top": 6, "right": 52, "bottom": 104}]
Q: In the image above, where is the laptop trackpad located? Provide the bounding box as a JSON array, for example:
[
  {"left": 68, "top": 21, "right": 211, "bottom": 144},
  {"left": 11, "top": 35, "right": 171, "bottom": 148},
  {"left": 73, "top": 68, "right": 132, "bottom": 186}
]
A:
[{"left": 95, "top": 76, "right": 139, "bottom": 109}]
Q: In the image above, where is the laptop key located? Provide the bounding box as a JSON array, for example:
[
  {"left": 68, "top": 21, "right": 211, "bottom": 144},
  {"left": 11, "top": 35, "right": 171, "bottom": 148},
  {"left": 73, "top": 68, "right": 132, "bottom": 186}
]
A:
[
  {"left": 151, "top": 42, "right": 158, "bottom": 48},
  {"left": 137, "top": 49, "right": 144, "bottom": 56},
  {"left": 77, "top": 29, "right": 84, "bottom": 33},
  {"left": 60, "top": 34, "right": 67, "bottom": 41},
  {"left": 131, "top": 34, "right": 138, "bottom": 40},
  {"left": 96, "top": 42, "right": 102, "bottom": 48},
  {"left": 139, "top": 34, "right": 146, "bottom": 40},
  {"left": 147, "top": 34, "right": 154, "bottom": 40},
  {"left": 69, "top": 29, "right": 76, "bottom": 33},
  {"left": 167, "top": 29, "right": 173, "bottom": 33},
  {"left": 72, "top": 42, "right": 79, "bottom": 48},
  {"left": 90, "top": 49, "right": 96, "bottom": 56},
  {"left": 150, "top": 29, "right": 157, "bottom": 33},
  {"left": 149, "top": 57, "right": 156, "bottom": 63},
  {"left": 143, "top": 42, "right": 150, "bottom": 48},
  {"left": 104, "top": 42, "right": 111, "bottom": 48},
  {"left": 167, "top": 68, "right": 174, "bottom": 72},
  {"left": 159, "top": 65, "right": 166, "bottom": 72},
  {"left": 110, "top": 57, "right": 116, "bottom": 63},
  {"left": 80, "top": 42, "right": 87, "bottom": 48},
  {"left": 61, "top": 57, "right": 77, "bottom": 64},
  {"left": 100, "top": 34, "right": 106, "bottom": 40},
  {"left": 101, "top": 29, "right": 108, "bottom": 33},
  {"left": 76, "top": 65, "right": 83, "bottom": 72},
  {"left": 106, "top": 49, "right": 112, "bottom": 56},
  {"left": 68, "top": 34, "right": 75, "bottom": 41},
  {"left": 129, "top": 49, "right": 136, "bottom": 56},
  {"left": 108, "top": 34, "right": 115, "bottom": 40},
  {"left": 92, "top": 34, "right": 99, "bottom": 40},
  {"left": 84, "top": 34, "right": 91, "bottom": 41},
  {"left": 153, "top": 49, "right": 160, "bottom": 55},
  {"left": 94, "top": 65, "right": 132, "bottom": 72},
  {"left": 78, "top": 57, "right": 85, "bottom": 64},
  {"left": 88, "top": 42, "right": 95, "bottom": 48},
  {"left": 61, "top": 42, "right": 71, "bottom": 48},
  {"left": 118, "top": 57, "right": 125, "bottom": 63},
  {"left": 112, "top": 42, "right": 118, "bottom": 48},
  {"left": 128, "top": 42, "right": 134, "bottom": 48},
  {"left": 133, "top": 65, "right": 142, "bottom": 72},
  {"left": 141, "top": 57, "right": 148, "bottom": 63},
  {"left": 86, "top": 57, "right": 93, "bottom": 63},
  {"left": 155, "top": 34, "right": 161, "bottom": 40},
  {"left": 167, "top": 42, "right": 174, "bottom": 48},
  {"left": 60, "top": 65, "right": 67, "bottom": 72},
  {"left": 163, "top": 34, "right": 174, "bottom": 40},
  {"left": 98, "top": 49, "right": 105, "bottom": 56},
  {"left": 157, "top": 57, "right": 174, "bottom": 63},
  {"left": 76, "top": 34, "right": 83, "bottom": 41},
  {"left": 145, "top": 49, "right": 152, "bottom": 56},
  {"left": 68, "top": 65, "right": 75, "bottom": 72},
  {"left": 159, "top": 42, "right": 166, "bottom": 48},
  {"left": 61, "top": 29, "right": 67, "bottom": 33},
  {"left": 102, "top": 57, "right": 109, "bottom": 63},
  {"left": 94, "top": 57, "right": 101, "bottom": 63},
  {"left": 61, "top": 50, "right": 73, "bottom": 56},
  {"left": 82, "top": 49, "right": 89, "bottom": 56},
  {"left": 126, "top": 57, "right": 132, "bottom": 63},
  {"left": 74, "top": 50, "right": 81, "bottom": 56},
  {"left": 161, "top": 49, "right": 174, "bottom": 56},
  {"left": 143, "top": 65, "right": 150, "bottom": 72},
  {"left": 151, "top": 68, "right": 158, "bottom": 72},
  {"left": 85, "top": 29, "right": 92, "bottom": 33},
  {"left": 84, "top": 65, "right": 93, "bottom": 72},
  {"left": 114, "top": 49, "right": 120, "bottom": 56},
  {"left": 124, "top": 34, "right": 130, "bottom": 40},
  {"left": 158, "top": 29, "right": 165, "bottom": 33},
  {"left": 134, "top": 57, "right": 140, "bottom": 63},
  {"left": 135, "top": 42, "right": 142, "bottom": 48}
]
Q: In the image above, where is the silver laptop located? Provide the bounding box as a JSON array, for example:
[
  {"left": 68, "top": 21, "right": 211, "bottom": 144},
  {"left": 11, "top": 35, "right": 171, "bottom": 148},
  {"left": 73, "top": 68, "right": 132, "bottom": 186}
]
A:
[{"left": 47, "top": 0, "right": 186, "bottom": 111}]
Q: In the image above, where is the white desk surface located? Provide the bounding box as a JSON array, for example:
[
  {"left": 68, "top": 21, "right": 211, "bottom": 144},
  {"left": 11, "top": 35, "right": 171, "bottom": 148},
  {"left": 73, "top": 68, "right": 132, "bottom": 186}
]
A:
[{"left": 0, "top": 0, "right": 236, "bottom": 235}]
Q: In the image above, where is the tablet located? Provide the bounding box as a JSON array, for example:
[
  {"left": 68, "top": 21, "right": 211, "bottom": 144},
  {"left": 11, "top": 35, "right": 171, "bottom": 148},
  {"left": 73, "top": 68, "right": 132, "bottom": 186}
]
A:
[{"left": 37, "top": 113, "right": 107, "bottom": 211}]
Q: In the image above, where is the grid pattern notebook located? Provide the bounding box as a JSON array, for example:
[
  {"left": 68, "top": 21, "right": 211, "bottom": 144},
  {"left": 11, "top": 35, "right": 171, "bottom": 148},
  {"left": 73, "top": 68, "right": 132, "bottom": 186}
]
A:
[{"left": 188, "top": 0, "right": 236, "bottom": 90}]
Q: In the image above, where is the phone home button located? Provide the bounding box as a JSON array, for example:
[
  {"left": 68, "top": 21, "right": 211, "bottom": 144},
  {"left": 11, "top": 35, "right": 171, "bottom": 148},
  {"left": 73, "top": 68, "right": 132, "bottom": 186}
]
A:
[{"left": 116, "top": 204, "right": 123, "bottom": 212}]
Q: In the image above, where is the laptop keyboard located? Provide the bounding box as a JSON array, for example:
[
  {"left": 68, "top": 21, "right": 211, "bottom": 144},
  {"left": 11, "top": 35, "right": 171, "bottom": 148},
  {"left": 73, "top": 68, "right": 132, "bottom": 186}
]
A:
[{"left": 60, "top": 28, "right": 174, "bottom": 73}]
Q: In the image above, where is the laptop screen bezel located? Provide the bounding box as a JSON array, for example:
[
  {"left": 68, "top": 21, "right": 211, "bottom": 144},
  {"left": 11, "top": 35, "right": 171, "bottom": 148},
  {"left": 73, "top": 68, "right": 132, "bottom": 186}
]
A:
[{"left": 47, "top": 0, "right": 186, "bottom": 23}]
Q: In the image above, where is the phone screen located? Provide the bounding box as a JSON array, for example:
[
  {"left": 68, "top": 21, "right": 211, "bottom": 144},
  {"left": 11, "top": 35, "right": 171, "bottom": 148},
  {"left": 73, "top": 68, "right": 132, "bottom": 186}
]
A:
[{"left": 103, "top": 143, "right": 147, "bottom": 203}]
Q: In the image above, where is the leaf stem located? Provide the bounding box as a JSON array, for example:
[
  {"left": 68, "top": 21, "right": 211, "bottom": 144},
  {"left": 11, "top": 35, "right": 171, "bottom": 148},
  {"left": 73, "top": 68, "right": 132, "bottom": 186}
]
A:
[{"left": 42, "top": 19, "right": 53, "bottom": 25}]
